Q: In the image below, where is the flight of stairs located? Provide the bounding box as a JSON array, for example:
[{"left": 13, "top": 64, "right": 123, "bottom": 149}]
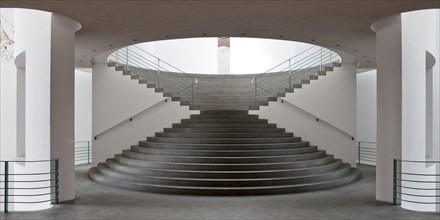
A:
[
  {"left": 89, "top": 110, "right": 360, "bottom": 195},
  {"left": 107, "top": 62, "right": 341, "bottom": 110}
]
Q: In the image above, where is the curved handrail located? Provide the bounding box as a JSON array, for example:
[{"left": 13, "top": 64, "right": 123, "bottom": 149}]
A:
[
  {"left": 0, "top": 159, "right": 60, "bottom": 213},
  {"left": 393, "top": 159, "right": 440, "bottom": 208},
  {"left": 94, "top": 97, "right": 170, "bottom": 140},
  {"left": 279, "top": 98, "right": 354, "bottom": 140}
]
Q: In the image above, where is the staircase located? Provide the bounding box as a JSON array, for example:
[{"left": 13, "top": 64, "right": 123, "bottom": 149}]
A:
[{"left": 89, "top": 110, "right": 360, "bottom": 195}]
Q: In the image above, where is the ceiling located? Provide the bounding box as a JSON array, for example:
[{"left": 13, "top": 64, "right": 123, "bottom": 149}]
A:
[{"left": 2, "top": 0, "right": 439, "bottom": 69}]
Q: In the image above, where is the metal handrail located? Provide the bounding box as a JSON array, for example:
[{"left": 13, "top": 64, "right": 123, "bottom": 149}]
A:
[
  {"left": 356, "top": 141, "right": 377, "bottom": 164},
  {"left": 393, "top": 159, "right": 440, "bottom": 208},
  {"left": 0, "top": 159, "right": 59, "bottom": 213},
  {"left": 279, "top": 98, "right": 354, "bottom": 140},
  {"left": 75, "top": 141, "right": 92, "bottom": 165},
  {"left": 94, "top": 98, "right": 170, "bottom": 140}
]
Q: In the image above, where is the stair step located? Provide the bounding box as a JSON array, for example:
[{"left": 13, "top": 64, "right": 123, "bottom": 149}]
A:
[
  {"left": 138, "top": 141, "right": 310, "bottom": 150},
  {"left": 146, "top": 136, "right": 301, "bottom": 144},
  {"left": 172, "top": 123, "right": 277, "bottom": 128},
  {"left": 130, "top": 145, "right": 318, "bottom": 157},
  {"left": 113, "top": 154, "right": 335, "bottom": 171},
  {"left": 155, "top": 132, "right": 292, "bottom": 138},
  {"left": 89, "top": 167, "right": 359, "bottom": 195},
  {"left": 163, "top": 127, "right": 285, "bottom": 133},
  {"left": 96, "top": 163, "right": 351, "bottom": 187},
  {"left": 123, "top": 150, "right": 326, "bottom": 164}
]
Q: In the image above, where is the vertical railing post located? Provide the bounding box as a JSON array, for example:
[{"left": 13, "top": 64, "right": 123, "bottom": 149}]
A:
[
  {"left": 357, "top": 142, "right": 361, "bottom": 164},
  {"left": 87, "top": 141, "right": 90, "bottom": 164},
  {"left": 288, "top": 59, "right": 292, "bottom": 89},
  {"left": 191, "top": 78, "right": 194, "bottom": 105},
  {"left": 4, "top": 161, "right": 9, "bottom": 213},
  {"left": 320, "top": 47, "right": 323, "bottom": 71},
  {"left": 157, "top": 59, "right": 161, "bottom": 88},
  {"left": 330, "top": 51, "right": 333, "bottom": 64},
  {"left": 54, "top": 159, "right": 59, "bottom": 204},
  {"left": 125, "top": 47, "right": 129, "bottom": 67},
  {"left": 254, "top": 78, "right": 258, "bottom": 107},
  {"left": 393, "top": 159, "right": 397, "bottom": 205}
]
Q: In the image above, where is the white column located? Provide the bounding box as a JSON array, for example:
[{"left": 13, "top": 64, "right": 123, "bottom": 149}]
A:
[
  {"left": 371, "top": 15, "right": 402, "bottom": 203},
  {"left": 50, "top": 14, "right": 81, "bottom": 202}
]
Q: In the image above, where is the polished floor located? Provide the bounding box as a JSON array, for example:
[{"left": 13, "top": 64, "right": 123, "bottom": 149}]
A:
[{"left": 1, "top": 164, "right": 438, "bottom": 219}]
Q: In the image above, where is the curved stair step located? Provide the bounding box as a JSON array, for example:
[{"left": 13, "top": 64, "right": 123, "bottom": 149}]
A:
[
  {"left": 139, "top": 141, "right": 310, "bottom": 150},
  {"left": 121, "top": 150, "right": 327, "bottom": 164},
  {"left": 146, "top": 136, "right": 301, "bottom": 144},
  {"left": 89, "top": 167, "right": 360, "bottom": 195},
  {"left": 130, "top": 145, "right": 318, "bottom": 157},
  {"left": 105, "top": 159, "right": 344, "bottom": 179},
  {"left": 113, "top": 154, "right": 335, "bottom": 171}
]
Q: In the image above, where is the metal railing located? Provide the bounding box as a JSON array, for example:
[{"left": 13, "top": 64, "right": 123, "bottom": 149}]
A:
[
  {"left": 94, "top": 97, "right": 169, "bottom": 140},
  {"left": 0, "top": 159, "right": 59, "bottom": 213},
  {"left": 108, "top": 45, "right": 197, "bottom": 104},
  {"left": 75, "top": 141, "right": 92, "bottom": 165},
  {"left": 279, "top": 98, "right": 354, "bottom": 140},
  {"left": 393, "top": 159, "right": 440, "bottom": 209},
  {"left": 252, "top": 46, "right": 341, "bottom": 106},
  {"left": 357, "top": 141, "right": 376, "bottom": 165}
]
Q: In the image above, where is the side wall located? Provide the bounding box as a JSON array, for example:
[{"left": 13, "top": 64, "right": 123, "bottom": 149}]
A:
[
  {"left": 92, "top": 63, "right": 197, "bottom": 166},
  {"left": 356, "top": 70, "right": 377, "bottom": 165},
  {"left": 252, "top": 63, "right": 357, "bottom": 166}
]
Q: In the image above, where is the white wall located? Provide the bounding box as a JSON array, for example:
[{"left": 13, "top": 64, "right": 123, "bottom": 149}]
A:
[
  {"left": 75, "top": 69, "right": 92, "bottom": 142},
  {"left": 92, "top": 63, "right": 198, "bottom": 166},
  {"left": 252, "top": 63, "right": 357, "bottom": 166},
  {"left": 356, "top": 70, "right": 377, "bottom": 165}
]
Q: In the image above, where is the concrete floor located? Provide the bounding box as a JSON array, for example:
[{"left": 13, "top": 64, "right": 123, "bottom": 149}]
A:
[{"left": 1, "top": 164, "right": 438, "bottom": 219}]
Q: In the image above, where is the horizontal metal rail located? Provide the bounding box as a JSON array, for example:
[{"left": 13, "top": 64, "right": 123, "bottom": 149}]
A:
[
  {"left": 393, "top": 159, "right": 440, "bottom": 209},
  {"left": 279, "top": 98, "right": 354, "bottom": 140},
  {"left": 94, "top": 98, "right": 169, "bottom": 140},
  {"left": 0, "top": 159, "right": 59, "bottom": 213}
]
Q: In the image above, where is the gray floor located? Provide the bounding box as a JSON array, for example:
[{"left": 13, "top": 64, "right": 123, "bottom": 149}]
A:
[{"left": 2, "top": 164, "right": 438, "bottom": 219}]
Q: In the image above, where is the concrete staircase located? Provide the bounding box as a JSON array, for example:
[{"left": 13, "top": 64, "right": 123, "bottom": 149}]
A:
[
  {"left": 89, "top": 110, "right": 360, "bottom": 195},
  {"left": 107, "top": 62, "right": 341, "bottom": 110}
]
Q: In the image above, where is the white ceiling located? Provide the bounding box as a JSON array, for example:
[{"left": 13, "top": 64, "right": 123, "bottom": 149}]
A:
[{"left": 2, "top": 0, "right": 439, "bottom": 69}]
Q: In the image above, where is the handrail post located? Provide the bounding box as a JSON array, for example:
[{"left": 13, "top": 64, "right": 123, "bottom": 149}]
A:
[
  {"left": 320, "top": 47, "right": 323, "bottom": 71},
  {"left": 358, "top": 142, "right": 361, "bottom": 164},
  {"left": 157, "top": 59, "right": 161, "bottom": 88},
  {"left": 4, "top": 161, "right": 8, "bottom": 213},
  {"left": 393, "top": 159, "right": 397, "bottom": 205},
  {"left": 87, "top": 141, "right": 90, "bottom": 164},
  {"left": 125, "top": 47, "right": 129, "bottom": 67},
  {"left": 191, "top": 80, "right": 194, "bottom": 105},
  {"left": 288, "top": 59, "right": 292, "bottom": 89},
  {"left": 254, "top": 78, "right": 258, "bottom": 107},
  {"left": 54, "top": 159, "right": 59, "bottom": 204}
]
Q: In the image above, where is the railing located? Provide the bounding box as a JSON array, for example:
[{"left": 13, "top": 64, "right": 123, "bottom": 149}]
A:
[
  {"left": 108, "top": 45, "right": 197, "bottom": 104},
  {"left": 357, "top": 141, "right": 377, "bottom": 165},
  {"left": 252, "top": 46, "right": 341, "bottom": 106},
  {"left": 75, "top": 141, "right": 92, "bottom": 165},
  {"left": 94, "top": 97, "right": 169, "bottom": 140},
  {"left": 279, "top": 98, "right": 354, "bottom": 140},
  {"left": 0, "top": 159, "right": 59, "bottom": 213},
  {"left": 393, "top": 159, "right": 440, "bottom": 211}
]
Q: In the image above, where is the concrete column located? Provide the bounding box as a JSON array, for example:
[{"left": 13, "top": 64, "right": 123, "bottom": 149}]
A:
[
  {"left": 371, "top": 15, "right": 402, "bottom": 203},
  {"left": 50, "top": 14, "right": 81, "bottom": 202}
]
